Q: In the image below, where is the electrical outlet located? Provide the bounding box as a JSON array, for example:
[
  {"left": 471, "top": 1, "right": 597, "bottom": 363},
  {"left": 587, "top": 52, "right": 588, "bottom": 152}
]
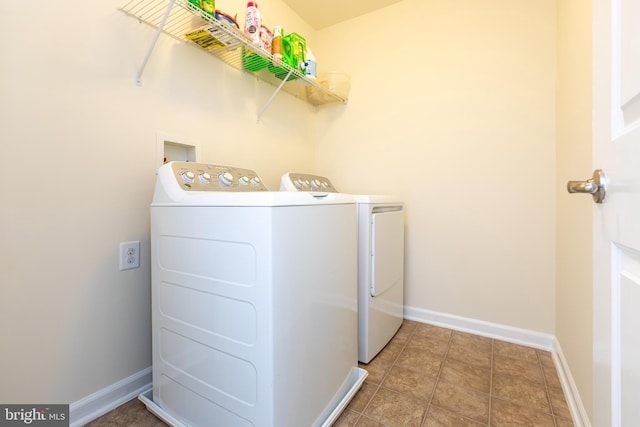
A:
[{"left": 119, "top": 241, "right": 140, "bottom": 270}]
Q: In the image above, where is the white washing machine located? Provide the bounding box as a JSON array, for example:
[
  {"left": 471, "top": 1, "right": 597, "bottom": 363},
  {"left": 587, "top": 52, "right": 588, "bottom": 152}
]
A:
[
  {"left": 140, "top": 162, "right": 367, "bottom": 427},
  {"left": 280, "top": 173, "right": 404, "bottom": 364}
]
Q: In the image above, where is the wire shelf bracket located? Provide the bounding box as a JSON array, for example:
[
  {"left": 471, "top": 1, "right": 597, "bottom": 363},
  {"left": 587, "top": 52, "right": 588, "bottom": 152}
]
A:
[
  {"left": 257, "top": 69, "right": 294, "bottom": 123},
  {"left": 135, "top": 0, "right": 176, "bottom": 86}
]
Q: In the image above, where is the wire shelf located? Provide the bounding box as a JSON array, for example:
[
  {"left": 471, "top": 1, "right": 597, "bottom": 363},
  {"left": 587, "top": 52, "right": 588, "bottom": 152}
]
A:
[{"left": 120, "top": 0, "right": 347, "bottom": 108}]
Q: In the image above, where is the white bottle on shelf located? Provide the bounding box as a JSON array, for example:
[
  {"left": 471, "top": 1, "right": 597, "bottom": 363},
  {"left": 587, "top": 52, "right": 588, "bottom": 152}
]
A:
[
  {"left": 244, "top": 2, "right": 261, "bottom": 46},
  {"left": 305, "top": 48, "right": 317, "bottom": 80}
]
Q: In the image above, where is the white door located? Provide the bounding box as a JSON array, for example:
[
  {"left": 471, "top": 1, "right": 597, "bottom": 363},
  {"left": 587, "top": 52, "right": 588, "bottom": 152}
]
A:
[{"left": 591, "top": 0, "right": 640, "bottom": 425}]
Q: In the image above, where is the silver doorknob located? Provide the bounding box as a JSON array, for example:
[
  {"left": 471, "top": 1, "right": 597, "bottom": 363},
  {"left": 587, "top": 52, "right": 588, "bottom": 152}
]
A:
[{"left": 567, "top": 169, "right": 606, "bottom": 203}]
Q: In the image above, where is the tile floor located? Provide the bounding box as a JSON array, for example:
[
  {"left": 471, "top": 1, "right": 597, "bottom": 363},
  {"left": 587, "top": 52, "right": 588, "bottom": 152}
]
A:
[
  {"left": 86, "top": 320, "right": 574, "bottom": 427},
  {"left": 334, "top": 320, "right": 573, "bottom": 426}
]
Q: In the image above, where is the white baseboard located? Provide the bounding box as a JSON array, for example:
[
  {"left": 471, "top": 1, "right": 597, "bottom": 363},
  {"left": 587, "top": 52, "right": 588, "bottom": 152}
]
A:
[
  {"left": 404, "top": 305, "right": 590, "bottom": 427},
  {"left": 69, "top": 367, "right": 151, "bottom": 427},
  {"left": 404, "top": 305, "right": 554, "bottom": 350},
  {"left": 553, "top": 337, "right": 592, "bottom": 427}
]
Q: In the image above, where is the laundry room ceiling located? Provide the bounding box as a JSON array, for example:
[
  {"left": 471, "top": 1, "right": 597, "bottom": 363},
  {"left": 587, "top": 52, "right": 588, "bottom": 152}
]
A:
[{"left": 281, "top": 0, "right": 404, "bottom": 30}]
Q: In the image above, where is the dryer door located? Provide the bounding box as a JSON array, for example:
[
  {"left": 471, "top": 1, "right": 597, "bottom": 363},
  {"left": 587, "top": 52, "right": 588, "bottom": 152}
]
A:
[{"left": 370, "top": 210, "right": 404, "bottom": 297}]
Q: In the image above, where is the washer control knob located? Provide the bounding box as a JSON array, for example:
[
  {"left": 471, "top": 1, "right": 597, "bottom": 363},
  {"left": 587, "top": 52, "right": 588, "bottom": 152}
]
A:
[
  {"left": 181, "top": 171, "right": 195, "bottom": 183},
  {"left": 321, "top": 181, "right": 329, "bottom": 189},
  {"left": 310, "top": 179, "right": 321, "bottom": 189},
  {"left": 219, "top": 172, "right": 234, "bottom": 186},
  {"left": 250, "top": 176, "right": 261, "bottom": 186},
  {"left": 239, "top": 176, "right": 249, "bottom": 186},
  {"left": 199, "top": 172, "right": 211, "bottom": 184}
]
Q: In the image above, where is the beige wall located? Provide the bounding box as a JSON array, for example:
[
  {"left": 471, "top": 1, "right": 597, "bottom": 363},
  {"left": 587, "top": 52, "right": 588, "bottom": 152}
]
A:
[
  {"left": 0, "top": 0, "right": 317, "bottom": 403},
  {"left": 556, "top": 0, "right": 593, "bottom": 419},
  {"left": 314, "top": 0, "right": 558, "bottom": 333}
]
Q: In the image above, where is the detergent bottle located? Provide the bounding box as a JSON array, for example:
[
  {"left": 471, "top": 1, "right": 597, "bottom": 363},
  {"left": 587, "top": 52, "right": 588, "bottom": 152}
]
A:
[
  {"left": 244, "top": 2, "right": 261, "bottom": 45},
  {"left": 272, "top": 26, "right": 283, "bottom": 64},
  {"left": 305, "top": 48, "right": 317, "bottom": 80}
]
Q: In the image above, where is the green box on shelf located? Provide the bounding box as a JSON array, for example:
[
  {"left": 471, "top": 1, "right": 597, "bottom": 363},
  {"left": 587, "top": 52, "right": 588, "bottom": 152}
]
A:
[
  {"left": 242, "top": 47, "right": 270, "bottom": 72},
  {"left": 284, "top": 32, "right": 306, "bottom": 70},
  {"left": 268, "top": 32, "right": 305, "bottom": 80},
  {"left": 266, "top": 64, "right": 299, "bottom": 81}
]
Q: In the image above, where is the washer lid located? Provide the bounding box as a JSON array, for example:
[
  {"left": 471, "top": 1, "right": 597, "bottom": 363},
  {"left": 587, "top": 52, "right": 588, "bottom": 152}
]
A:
[{"left": 152, "top": 190, "right": 356, "bottom": 207}]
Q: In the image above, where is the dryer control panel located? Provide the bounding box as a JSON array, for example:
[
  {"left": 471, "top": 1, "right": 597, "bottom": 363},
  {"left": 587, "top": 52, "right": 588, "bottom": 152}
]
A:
[
  {"left": 280, "top": 172, "right": 338, "bottom": 193},
  {"left": 170, "top": 162, "right": 269, "bottom": 192}
]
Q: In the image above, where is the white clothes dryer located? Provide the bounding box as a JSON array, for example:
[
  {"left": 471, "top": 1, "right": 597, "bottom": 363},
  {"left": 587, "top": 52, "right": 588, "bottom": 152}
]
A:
[
  {"left": 281, "top": 173, "right": 405, "bottom": 364},
  {"left": 141, "top": 162, "right": 367, "bottom": 427}
]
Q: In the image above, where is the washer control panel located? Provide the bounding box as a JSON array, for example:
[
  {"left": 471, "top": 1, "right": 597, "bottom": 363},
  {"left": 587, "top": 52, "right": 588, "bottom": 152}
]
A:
[
  {"left": 171, "top": 162, "right": 269, "bottom": 192},
  {"left": 280, "top": 173, "right": 338, "bottom": 193}
]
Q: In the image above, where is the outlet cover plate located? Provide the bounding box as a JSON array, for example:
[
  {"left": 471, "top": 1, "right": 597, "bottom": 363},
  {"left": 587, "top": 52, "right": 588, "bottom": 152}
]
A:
[{"left": 119, "top": 241, "right": 140, "bottom": 270}]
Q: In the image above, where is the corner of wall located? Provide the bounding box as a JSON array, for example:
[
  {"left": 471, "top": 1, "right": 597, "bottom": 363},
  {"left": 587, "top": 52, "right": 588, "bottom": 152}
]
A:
[{"left": 553, "top": 337, "right": 592, "bottom": 427}]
